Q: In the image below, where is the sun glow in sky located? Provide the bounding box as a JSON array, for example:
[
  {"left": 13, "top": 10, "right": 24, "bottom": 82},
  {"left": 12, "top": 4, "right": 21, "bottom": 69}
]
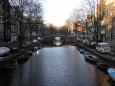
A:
[{"left": 43, "top": 0, "right": 84, "bottom": 27}]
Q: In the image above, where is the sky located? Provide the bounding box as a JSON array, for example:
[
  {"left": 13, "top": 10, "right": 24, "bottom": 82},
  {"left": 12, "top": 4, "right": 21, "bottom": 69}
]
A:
[{"left": 43, "top": 0, "right": 84, "bottom": 27}]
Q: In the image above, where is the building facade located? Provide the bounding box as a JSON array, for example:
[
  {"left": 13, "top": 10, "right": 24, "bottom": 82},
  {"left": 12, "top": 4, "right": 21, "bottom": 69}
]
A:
[
  {"left": 98, "top": 0, "right": 115, "bottom": 41},
  {"left": 97, "top": 0, "right": 115, "bottom": 54},
  {"left": 0, "top": 0, "right": 11, "bottom": 43}
]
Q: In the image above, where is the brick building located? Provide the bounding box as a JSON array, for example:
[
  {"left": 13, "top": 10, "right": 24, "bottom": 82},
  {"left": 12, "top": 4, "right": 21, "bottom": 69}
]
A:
[{"left": 97, "top": 0, "right": 115, "bottom": 41}]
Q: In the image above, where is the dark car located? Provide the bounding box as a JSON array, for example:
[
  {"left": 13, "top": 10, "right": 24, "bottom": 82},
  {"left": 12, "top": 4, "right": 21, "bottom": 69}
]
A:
[
  {"left": 10, "top": 47, "right": 19, "bottom": 53},
  {"left": 20, "top": 41, "right": 32, "bottom": 49}
]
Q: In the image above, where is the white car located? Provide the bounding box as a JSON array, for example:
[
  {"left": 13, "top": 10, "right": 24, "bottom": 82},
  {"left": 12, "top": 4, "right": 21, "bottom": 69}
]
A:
[
  {"left": 96, "top": 43, "right": 111, "bottom": 53},
  {"left": 0, "top": 47, "right": 10, "bottom": 56},
  {"left": 37, "top": 37, "right": 44, "bottom": 41},
  {"left": 32, "top": 40, "right": 38, "bottom": 43}
]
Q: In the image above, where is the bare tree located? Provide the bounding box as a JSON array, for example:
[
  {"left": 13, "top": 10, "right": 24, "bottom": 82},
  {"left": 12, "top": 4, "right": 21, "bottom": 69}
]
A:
[
  {"left": 71, "top": 8, "right": 86, "bottom": 23},
  {"left": 81, "top": 0, "right": 106, "bottom": 42},
  {"left": 69, "top": 0, "right": 106, "bottom": 43},
  {"left": 9, "top": 0, "right": 43, "bottom": 47}
]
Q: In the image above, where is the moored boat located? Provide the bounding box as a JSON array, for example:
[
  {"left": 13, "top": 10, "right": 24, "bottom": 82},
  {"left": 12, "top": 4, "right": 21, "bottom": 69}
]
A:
[
  {"left": 85, "top": 55, "right": 98, "bottom": 63},
  {"left": 79, "top": 48, "right": 85, "bottom": 54},
  {"left": 108, "top": 68, "right": 115, "bottom": 81},
  {"left": 26, "top": 51, "right": 33, "bottom": 56},
  {"left": 96, "top": 61, "right": 110, "bottom": 72},
  {"left": 17, "top": 51, "right": 32, "bottom": 63}
]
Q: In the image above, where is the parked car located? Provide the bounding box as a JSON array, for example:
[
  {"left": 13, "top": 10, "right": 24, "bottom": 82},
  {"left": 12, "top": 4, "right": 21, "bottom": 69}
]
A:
[
  {"left": 89, "top": 42, "right": 97, "bottom": 49},
  {"left": 82, "top": 39, "right": 90, "bottom": 46},
  {"left": 0, "top": 47, "right": 10, "bottom": 56},
  {"left": 96, "top": 43, "right": 111, "bottom": 53},
  {"left": 10, "top": 47, "right": 19, "bottom": 53},
  {"left": 37, "top": 37, "right": 44, "bottom": 41},
  {"left": 32, "top": 39, "right": 39, "bottom": 44},
  {"left": 21, "top": 41, "right": 31, "bottom": 48},
  {"left": 27, "top": 41, "right": 32, "bottom": 45}
]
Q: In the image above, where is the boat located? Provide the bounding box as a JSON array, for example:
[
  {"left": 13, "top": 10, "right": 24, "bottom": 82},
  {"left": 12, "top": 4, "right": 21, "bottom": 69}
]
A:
[
  {"left": 96, "top": 61, "right": 110, "bottom": 72},
  {"left": 84, "top": 54, "right": 98, "bottom": 63},
  {"left": 26, "top": 51, "right": 33, "bottom": 56},
  {"left": 17, "top": 51, "right": 32, "bottom": 63},
  {"left": 107, "top": 68, "right": 115, "bottom": 81},
  {"left": 79, "top": 48, "right": 85, "bottom": 54},
  {"left": 72, "top": 43, "right": 76, "bottom": 46},
  {"left": 32, "top": 46, "right": 39, "bottom": 52},
  {"left": 84, "top": 52, "right": 91, "bottom": 56}
]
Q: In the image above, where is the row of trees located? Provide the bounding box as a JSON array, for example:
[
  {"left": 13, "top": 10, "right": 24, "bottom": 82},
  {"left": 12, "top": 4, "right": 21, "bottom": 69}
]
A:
[
  {"left": 0, "top": 0, "right": 43, "bottom": 47},
  {"left": 67, "top": 0, "right": 107, "bottom": 43},
  {"left": 10, "top": 0, "right": 43, "bottom": 34}
]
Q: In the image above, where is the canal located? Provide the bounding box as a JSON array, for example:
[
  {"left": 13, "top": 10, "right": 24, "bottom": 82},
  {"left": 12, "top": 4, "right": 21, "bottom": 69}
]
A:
[{"left": 0, "top": 46, "right": 114, "bottom": 86}]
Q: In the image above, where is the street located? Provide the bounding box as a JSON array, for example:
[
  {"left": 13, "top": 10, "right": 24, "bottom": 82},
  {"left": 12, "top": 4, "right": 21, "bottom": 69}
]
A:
[{"left": 0, "top": 45, "right": 114, "bottom": 86}]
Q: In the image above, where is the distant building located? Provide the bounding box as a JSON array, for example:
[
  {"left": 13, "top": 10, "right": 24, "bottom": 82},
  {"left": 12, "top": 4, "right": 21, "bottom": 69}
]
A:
[
  {"left": 84, "top": 15, "right": 95, "bottom": 42},
  {"left": 74, "top": 21, "right": 85, "bottom": 39},
  {"left": 10, "top": 6, "right": 20, "bottom": 42},
  {"left": 97, "top": 0, "right": 115, "bottom": 54}
]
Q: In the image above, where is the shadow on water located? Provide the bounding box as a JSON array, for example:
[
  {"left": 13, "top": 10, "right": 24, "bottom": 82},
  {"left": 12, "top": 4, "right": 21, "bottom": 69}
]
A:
[
  {"left": 0, "top": 69, "right": 14, "bottom": 86},
  {"left": 108, "top": 79, "right": 115, "bottom": 86}
]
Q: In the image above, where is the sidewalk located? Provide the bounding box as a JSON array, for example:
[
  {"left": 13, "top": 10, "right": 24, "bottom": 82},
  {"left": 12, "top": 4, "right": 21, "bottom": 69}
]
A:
[{"left": 75, "top": 42, "right": 115, "bottom": 67}]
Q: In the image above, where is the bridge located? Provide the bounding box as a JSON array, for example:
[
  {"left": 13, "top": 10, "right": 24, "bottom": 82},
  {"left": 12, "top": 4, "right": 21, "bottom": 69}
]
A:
[{"left": 42, "top": 34, "right": 74, "bottom": 45}]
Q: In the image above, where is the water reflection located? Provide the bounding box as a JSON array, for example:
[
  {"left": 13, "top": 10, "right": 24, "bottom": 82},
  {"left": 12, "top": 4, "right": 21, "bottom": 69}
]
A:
[
  {"left": 53, "top": 37, "right": 63, "bottom": 46},
  {"left": 36, "top": 50, "right": 40, "bottom": 54}
]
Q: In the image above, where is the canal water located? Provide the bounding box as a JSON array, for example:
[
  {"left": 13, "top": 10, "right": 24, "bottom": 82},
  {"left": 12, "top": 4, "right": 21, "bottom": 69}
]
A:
[{"left": 0, "top": 46, "right": 114, "bottom": 86}]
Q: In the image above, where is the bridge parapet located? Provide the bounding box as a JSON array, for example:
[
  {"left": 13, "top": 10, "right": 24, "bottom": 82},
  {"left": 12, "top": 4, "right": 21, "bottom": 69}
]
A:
[{"left": 42, "top": 35, "right": 73, "bottom": 45}]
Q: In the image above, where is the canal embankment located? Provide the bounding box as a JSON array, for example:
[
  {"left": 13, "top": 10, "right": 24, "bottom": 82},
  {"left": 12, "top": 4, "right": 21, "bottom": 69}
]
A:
[{"left": 75, "top": 42, "right": 115, "bottom": 68}]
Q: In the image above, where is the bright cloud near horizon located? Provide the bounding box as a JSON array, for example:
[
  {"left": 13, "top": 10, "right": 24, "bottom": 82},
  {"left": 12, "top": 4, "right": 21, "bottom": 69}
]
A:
[{"left": 43, "top": 0, "right": 84, "bottom": 27}]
